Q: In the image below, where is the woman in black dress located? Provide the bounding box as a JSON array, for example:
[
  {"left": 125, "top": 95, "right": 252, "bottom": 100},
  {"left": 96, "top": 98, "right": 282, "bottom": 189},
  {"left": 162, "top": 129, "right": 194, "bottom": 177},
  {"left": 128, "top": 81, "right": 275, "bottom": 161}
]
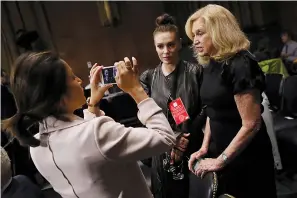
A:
[
  {"left": 186, "top": 5, "right": 277, "bottom": 198},
  {"left": 140, "top": 14, "right": 206, "bottom": 198}
]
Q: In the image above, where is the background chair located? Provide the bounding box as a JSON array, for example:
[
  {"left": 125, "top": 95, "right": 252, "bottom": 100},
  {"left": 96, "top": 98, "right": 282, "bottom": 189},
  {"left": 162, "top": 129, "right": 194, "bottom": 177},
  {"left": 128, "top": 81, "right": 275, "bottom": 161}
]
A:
[
  {"left": 274, "top": 76, "right": 297, "bottom": 171},
  {"left": 99, "top": 91, "right": 143, "bottom": 127},
  {"left": 218, "top": 195, "right": 235, "bottom": 198},
  {"left": 265, "top": 73, "right": 284, "bottom": 112}
]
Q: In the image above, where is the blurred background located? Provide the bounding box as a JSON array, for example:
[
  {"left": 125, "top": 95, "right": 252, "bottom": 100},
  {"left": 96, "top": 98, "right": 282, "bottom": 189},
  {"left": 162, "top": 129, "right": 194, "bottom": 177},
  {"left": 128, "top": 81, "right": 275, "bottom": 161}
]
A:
[{"left": 2, "top": 1, "right": 297, "bottom": 87}]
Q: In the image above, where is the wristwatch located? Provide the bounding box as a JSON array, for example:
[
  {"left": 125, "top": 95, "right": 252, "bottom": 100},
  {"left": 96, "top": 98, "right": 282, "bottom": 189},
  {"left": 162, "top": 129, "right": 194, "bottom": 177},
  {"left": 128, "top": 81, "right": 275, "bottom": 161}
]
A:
[{"left": 86, "top": 97, "right": 97, "bottom": 107}]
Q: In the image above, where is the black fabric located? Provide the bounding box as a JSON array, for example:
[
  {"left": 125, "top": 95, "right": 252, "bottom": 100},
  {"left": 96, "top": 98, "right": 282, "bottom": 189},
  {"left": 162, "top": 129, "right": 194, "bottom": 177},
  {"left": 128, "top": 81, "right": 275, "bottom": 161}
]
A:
[
  {"left": 200, "top": 50, "right": 277, "bottom": 198},
  {"left": 2, "top": 175, "right": 44, "bottom": 198},
  {"left": 276, "top": 126, "right": 297, "bottom": 170},
  {"left": 140, "top": 60, "right": 206, "bottom": 198},
  {"left": 229, "top": 52, "right": 266, "bottom": 95},
  {"left": 1, "top": 85, "right": 17, "bottom": 120},
  {"left": 188, "top": 172, "right": 217, "bottom": 198},
  {"left": 264, "top": 74, "right": 283, "bottom": 111},
  {"left": 99, "top": 92, "right": 140, "bottom": 124},
  {"left": 274, "top": 114, "right": 297, "bottom": 132},
  {"left": 277, "top": 125, "right": 297, "bottom": 145}
]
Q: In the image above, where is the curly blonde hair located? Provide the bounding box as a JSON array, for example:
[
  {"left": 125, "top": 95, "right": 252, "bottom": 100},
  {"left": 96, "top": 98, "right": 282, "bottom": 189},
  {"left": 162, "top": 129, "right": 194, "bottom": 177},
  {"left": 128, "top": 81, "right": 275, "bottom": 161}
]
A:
[{"left": 185, "top": 4, "right": 250, "bottom": 65}]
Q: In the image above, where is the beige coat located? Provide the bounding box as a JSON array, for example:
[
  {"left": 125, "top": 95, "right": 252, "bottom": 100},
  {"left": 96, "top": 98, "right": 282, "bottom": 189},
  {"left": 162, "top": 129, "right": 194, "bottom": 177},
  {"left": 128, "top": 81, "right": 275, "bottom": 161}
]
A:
[{"left": 30, "top": 98, "right": 175, "bottom": 198}]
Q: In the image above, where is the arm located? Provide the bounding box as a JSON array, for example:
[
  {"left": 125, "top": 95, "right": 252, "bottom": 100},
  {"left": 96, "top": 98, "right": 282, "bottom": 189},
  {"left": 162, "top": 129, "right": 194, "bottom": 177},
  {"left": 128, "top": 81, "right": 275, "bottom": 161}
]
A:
[
  {"left": 188, "top": 116, "right": 211, "bottom": 171},
  {"left": 94, "top": 98, "right": 176, "bottom": 162},
  {"left": 217, "top": 89, "right": 262, "bottom": 164}
]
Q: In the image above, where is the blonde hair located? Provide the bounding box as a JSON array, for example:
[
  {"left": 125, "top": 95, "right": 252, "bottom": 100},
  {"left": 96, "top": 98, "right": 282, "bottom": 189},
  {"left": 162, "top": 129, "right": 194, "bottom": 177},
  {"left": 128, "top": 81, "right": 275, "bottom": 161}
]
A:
[
  {"left": 185, "top": 4, "right": 250, "bottom": 65},
  {"left": 1, "top": 147, "right": 12, "bottom": 188}
]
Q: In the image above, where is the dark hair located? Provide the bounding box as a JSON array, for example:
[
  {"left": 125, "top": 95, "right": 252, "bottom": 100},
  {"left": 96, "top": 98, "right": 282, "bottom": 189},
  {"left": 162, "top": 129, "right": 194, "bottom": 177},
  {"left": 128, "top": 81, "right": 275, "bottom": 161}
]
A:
[
  {"left": 281, "top": 29, "right": 293, "bottom": 39},
  {"left": 2, "top": 51, "right": 70, "bottom": 147},
  {"left": 1, "top": 69, "right": 7, "bottom": 77},
  {"left": 153, "top": 13, "right": 179, "bottom": 38}
]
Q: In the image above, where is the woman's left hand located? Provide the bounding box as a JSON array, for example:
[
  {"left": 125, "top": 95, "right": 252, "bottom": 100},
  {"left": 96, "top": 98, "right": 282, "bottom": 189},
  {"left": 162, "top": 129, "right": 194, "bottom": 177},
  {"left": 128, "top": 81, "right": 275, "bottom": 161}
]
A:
[{"left": 194, "top": 158, "right": 225, "bottom": 178}]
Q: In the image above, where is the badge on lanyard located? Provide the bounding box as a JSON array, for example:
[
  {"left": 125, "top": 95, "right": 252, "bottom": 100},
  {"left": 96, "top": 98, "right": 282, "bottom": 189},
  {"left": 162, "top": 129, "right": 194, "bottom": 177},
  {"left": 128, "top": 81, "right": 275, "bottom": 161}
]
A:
[{"left": 168, "top": 97, "right": 190, "bottom": 125}]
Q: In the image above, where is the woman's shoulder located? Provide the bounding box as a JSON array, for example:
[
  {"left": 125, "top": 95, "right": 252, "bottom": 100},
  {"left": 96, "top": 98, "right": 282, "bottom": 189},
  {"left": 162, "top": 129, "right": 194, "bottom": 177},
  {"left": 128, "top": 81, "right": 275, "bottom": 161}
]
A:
[
  {"left": 224, "top": 50, "right": 263, "bottom": 78},
  {"left": 181, "top": 60, "right": 202, "bottom": 75},
  {"left": 226, "top": 50, "right": 266, "bottom": 94},
  {"left": 229, "top": 50, "right": 258, "bottom": 67},
  {"left": 140, "top": 63, "right": 162, "bottom": 79}
]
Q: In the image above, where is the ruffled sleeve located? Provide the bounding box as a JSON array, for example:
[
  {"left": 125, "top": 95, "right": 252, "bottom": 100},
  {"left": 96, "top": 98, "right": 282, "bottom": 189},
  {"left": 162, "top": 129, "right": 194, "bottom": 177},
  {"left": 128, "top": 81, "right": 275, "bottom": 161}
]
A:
[{"left": 229, "top": 52, "right": 266, "bottom": 95}]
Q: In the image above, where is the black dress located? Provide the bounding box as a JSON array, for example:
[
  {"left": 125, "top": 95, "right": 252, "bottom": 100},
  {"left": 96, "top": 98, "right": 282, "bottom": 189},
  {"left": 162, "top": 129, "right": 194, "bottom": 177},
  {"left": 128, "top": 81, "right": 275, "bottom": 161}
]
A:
[{"left": 200, "top": 51, "right": 277, "bottom": 198}]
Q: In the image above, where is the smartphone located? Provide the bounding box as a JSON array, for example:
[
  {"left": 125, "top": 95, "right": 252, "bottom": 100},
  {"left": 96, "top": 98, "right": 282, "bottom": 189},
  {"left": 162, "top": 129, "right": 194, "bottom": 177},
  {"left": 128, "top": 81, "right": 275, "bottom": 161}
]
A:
[{"left": 101, "top": 65, "right": 117, "bottom": 85}]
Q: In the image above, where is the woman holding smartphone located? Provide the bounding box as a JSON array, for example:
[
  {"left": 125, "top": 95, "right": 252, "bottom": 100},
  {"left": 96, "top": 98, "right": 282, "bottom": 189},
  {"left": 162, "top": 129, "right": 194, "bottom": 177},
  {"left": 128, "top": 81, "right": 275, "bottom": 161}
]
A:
[{"left": 3, "top": 51, "right": 176, "bottom": 198}]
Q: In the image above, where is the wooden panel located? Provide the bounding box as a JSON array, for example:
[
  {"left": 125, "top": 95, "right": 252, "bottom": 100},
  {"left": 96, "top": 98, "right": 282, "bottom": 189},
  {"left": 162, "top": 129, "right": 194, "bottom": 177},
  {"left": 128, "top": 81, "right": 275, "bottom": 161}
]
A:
[{"left": 42, "top": 1, "right": 163, "bottom": 86}]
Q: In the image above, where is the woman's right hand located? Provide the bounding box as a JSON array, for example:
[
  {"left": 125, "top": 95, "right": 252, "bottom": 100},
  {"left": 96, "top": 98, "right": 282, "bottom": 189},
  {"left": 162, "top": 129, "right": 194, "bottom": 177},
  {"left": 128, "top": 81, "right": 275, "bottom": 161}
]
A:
[
  {"left": 115, "top": 57, "right": 148, "bottom": 103},
  {"left": 188, "top": 147, "right": 208, "bottom": 172}
]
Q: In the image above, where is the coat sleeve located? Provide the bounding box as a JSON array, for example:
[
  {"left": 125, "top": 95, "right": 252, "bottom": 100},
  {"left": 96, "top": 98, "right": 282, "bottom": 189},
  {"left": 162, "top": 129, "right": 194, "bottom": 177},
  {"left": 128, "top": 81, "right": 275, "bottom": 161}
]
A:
[
  {"left": 92, "top": 98, "right": 176, "bottom": 162},
  {"left": 189, "top": 66, "right": 207, "bottom": 133}
]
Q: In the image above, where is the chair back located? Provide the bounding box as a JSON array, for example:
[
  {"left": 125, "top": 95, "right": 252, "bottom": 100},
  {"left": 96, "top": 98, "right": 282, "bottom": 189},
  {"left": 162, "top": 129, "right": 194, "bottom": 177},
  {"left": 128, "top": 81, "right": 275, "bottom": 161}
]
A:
[
  {"left": 280, "top": 75, "right": 297, "bottom": 117},
  {"left": 218, "top": 194, "right": 236, "bottom": 198},
  {"left": 189, "top": 172, "right": 218, "bottom": 198}
]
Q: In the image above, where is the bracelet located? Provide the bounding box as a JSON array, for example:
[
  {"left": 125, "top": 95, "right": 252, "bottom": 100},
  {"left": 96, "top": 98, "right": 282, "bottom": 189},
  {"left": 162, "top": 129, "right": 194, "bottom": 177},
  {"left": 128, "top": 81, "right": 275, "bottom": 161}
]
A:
[{"left": 220, "top": 153, "right": 228, "bottom": 164}]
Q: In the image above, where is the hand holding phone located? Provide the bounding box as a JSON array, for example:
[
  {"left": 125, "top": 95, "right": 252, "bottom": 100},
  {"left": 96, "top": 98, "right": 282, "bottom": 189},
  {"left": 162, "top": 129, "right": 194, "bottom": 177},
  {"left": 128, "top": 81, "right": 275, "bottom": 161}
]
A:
[{"left": 88, "top": 63, "right": 113, "bottom": 104}]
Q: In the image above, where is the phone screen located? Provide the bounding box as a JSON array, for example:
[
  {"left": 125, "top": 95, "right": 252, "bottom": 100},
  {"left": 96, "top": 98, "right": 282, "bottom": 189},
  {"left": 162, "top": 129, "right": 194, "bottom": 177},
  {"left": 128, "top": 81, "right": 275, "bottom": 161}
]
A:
[{"left": 101, "top": 66, "right": 117, "bottom": 85}]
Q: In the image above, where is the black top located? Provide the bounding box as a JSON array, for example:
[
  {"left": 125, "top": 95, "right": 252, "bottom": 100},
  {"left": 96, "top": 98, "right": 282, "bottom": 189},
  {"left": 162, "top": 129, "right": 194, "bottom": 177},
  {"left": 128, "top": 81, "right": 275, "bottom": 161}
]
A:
[
  {"left": 140, "top": 60, "right": 206, "bottom": 145},
  {"left": 1, "top": 85, "right": 17, "bottom": 120},
  {"left": 200, "top": 50, "right": 271, "bottom": 161}
]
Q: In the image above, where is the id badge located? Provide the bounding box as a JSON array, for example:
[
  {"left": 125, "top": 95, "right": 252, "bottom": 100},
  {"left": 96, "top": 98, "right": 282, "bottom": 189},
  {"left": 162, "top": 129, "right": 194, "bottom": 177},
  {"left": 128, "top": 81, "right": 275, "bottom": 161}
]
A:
[{"left": 168, "top": 97, "right": 190, "bottom": 125}]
